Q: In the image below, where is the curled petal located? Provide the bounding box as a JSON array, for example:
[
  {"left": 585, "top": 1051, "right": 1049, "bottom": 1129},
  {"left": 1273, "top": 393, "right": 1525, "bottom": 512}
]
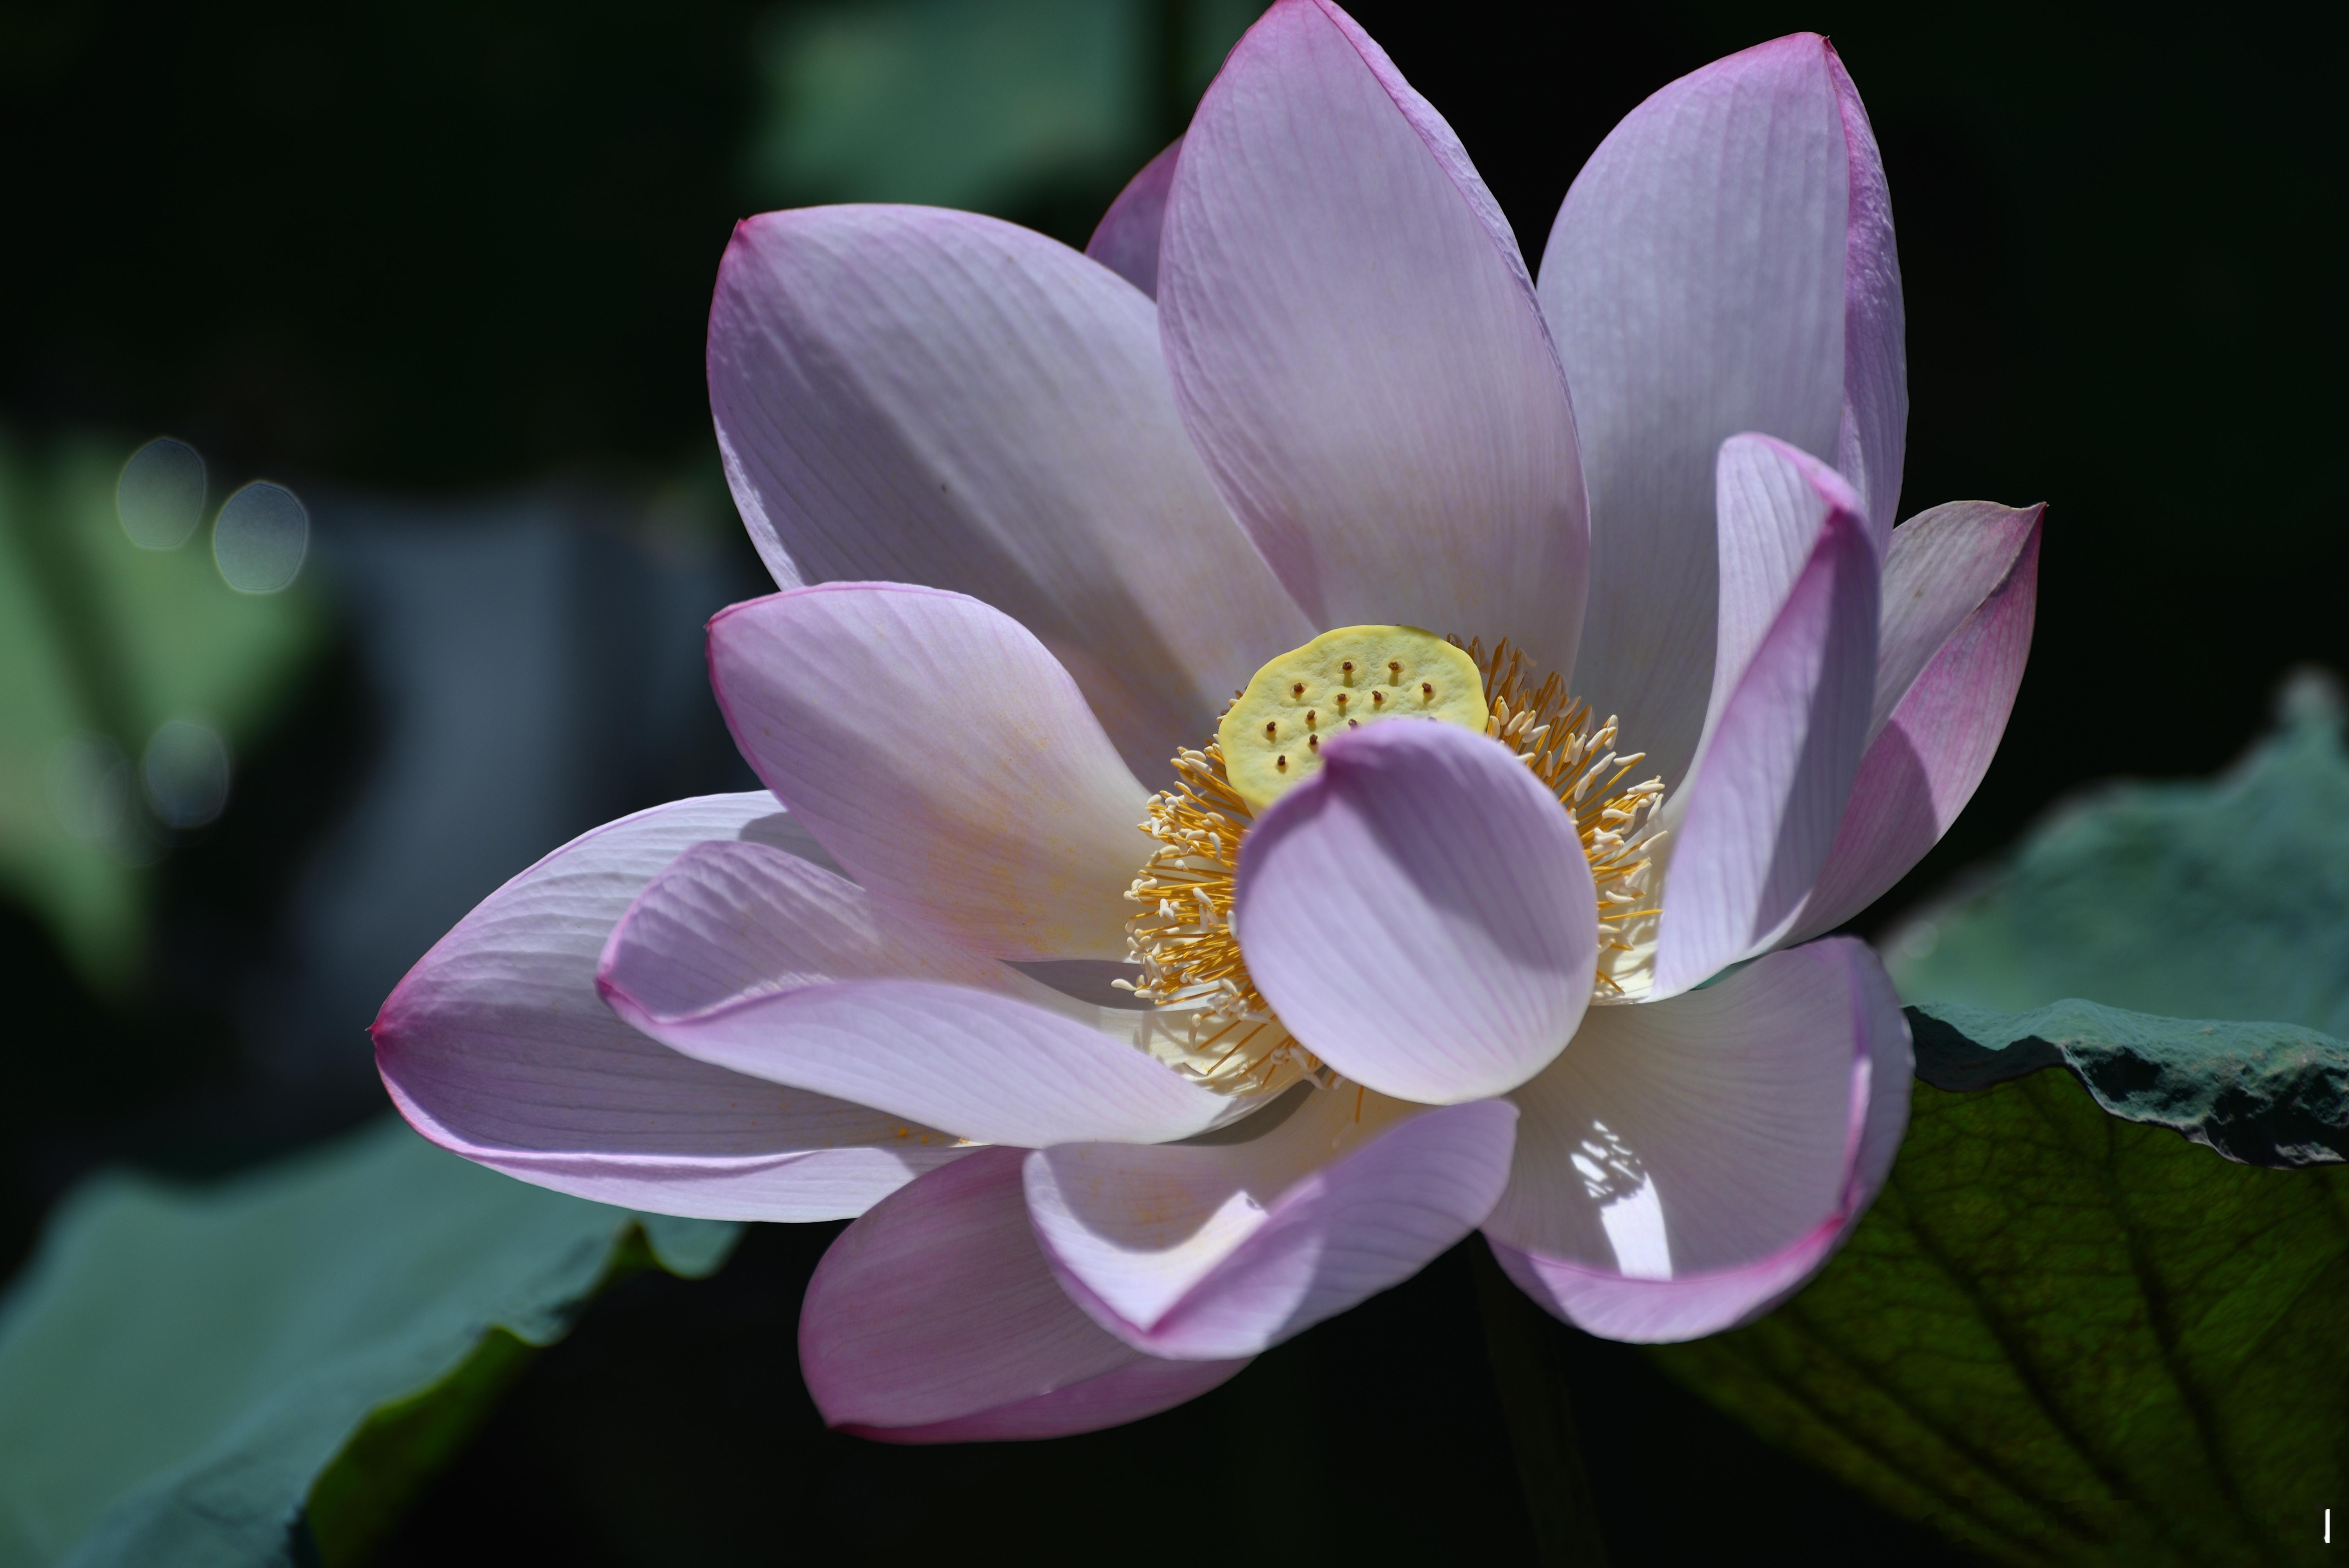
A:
[
  {"left": 709, "top": 205, "right": 1310, "bottom": 780},
  {"left": 1487, "top": 938, "right": 1909, "bottom": 1341},
  {"left": 1542, "top": 32, "right": 1890, "bottom": 791},
  {"left": 374, "top": 794, "right": 968, "bottom": 1221},
  {"left": 1654, "top": 447, "right": 1878, "bottom": 998},
  {"left": 1235, "top": 722, "right": 1598, "bottom": 1104},
  {"left": 1158, "top": 0, "right": 1587, "bottom": 675},
  {"left": 708, "top": 584, "right": 1147, "bottom": 961},
  {"left": 1028, "top": 1092, "right": 1518, "bottom": 1360},
  {"left": 803, "top": 1149, "right": 1250, "bottom": 1441},
  {"left": 1086, "top": 137, "right": 1182, "bottom": 298},
  {"left": 1789, "top": 502, "right": 2042, "bottom": 940}
]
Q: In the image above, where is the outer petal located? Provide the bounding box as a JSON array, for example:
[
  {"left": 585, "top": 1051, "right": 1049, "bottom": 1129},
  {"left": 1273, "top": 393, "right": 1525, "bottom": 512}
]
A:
[
  {"left": 708, "top": 583, "right": 1146, "bottom": 961},
  {"left": 1652, "top": 467, "right": 1878, "bottom": 998},
  {"left": 1028, "top": 1093, "right": 1517, "bottom": 1360},
  {"left": 1085, "top": 137, "right": 1182, "bottom": 298},
  {"left": 1486, "top": 937, "right": 1909, "bottom": 1341},
  {"left": 1542, "top": 33, "right": 1896, "bottom": 792},
  {"left": 802, "top": 1149, "right": 1250, "bottom": 1441},
  {"left": 709, "top": 205, "right": 1310, "bottom": 782},
  {"left": 605, "top": 976, "right": 1237, "bottom": 1149},
  {"left": 1786, "top": 503, "right": 2042, "bottom": 940},
  {"left": 1158, "top": 0, "right": 1587, "bottom": 675},
  {"left": 1235, "top": 722, "right": 1598, "bottom": 1104},
  {"left": 1829, "top": 43, "right": 1907, "bottom": 547},
  {"left": 373, "top": 793, "right": 968, "bottom": 1220}
]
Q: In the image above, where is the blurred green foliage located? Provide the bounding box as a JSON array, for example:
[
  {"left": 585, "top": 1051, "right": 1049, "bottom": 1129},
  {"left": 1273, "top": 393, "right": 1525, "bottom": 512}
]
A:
[
  {"left": 0, "top": 432, "right": 320, "bottom": 986},
  {"left": 0, "top": 1117, "right": 735, "bottom": 1568}
]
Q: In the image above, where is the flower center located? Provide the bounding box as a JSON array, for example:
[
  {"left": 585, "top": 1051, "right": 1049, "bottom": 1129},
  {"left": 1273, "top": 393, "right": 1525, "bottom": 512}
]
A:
[{"left": 1121, "top": 628, "right": 1669, "bottom": 1095}]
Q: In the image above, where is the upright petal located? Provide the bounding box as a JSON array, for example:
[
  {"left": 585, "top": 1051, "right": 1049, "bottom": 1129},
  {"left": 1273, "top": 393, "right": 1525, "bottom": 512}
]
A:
[
  {"left": 1654, "top": 469, "right": 1878, "bottom": 998},
  {"left": 708, "top": 584, "right": 1147, "bottom": 961},
  {"left": 709, "top": 205, "right": 1310, "bottom": 782},
  {"left": 1235, "top": 722, "right": 1597, "bottom": 1103},
  {"left": 1542, "top": 33, "right": 1897, "bottom": 791},
  {"left": 1086, "top": 138, "right": 1182, "bottom": 298},
  {"left": 802, "top": 1149, "right": 1250, "bottom": 1441},
  {"left": 1158, "top": 0, "right": 1586, "bottom": 674},
  {"left": 1028, "top": 1092, "right": 1517, "bottom": 1360},
  {"left": 1487, "top": 938, "right": 1909, "bottom": 1341},
  {"left": 373, "top": 794, "right": 970, "bottom": 1220},
  {"left": 1787, "top": 502, "right": 2042, "bottom": 940},
  {"left": 1830, "top": 44, "right": 1907, "bottom": 544}
]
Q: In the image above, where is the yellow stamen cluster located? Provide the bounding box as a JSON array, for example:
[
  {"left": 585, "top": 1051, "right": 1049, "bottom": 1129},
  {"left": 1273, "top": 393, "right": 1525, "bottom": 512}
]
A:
[
  {"left": 1119, "top": 631, "right": 1672, "bottom": 1095},
  {"left": 1116, "top": 739, "right": 1317, "bottom": 1095}
]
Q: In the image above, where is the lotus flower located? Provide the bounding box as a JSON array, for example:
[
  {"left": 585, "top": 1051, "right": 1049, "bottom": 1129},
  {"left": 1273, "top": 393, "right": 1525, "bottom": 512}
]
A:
[{"left": 375, "top": 0, "right": 2041, "bottom": 1442}]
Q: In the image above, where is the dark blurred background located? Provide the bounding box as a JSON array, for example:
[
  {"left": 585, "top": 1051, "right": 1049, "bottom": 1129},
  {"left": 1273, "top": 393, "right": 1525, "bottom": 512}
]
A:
[{"left": 0, "top": 0, "right": 2335, "bottom": 1561}]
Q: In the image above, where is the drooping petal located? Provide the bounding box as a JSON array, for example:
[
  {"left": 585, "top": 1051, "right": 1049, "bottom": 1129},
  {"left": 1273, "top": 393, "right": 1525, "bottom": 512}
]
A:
[
  {"left": 1086, "top": 137, "right": 1182, "bottom": 298},
  {"left": 802, "top": 1149, "right": 1250, "bottom": 1441},
  {"left": 1542, "top": 32, "right": 1896, "bottom": 791},
  {"left": 606, "top": 976, "right": 1237, "bottom": 1149},
  {"left": 708, "top": 584, "right": 1147, "bottom": 961},
  {"left": 1787, "top": 503, "right": 2042, "bottom": 940},
  {"left": 1486, "top": 937, "right": 1909, "bottom": 1341},
  {"left": 373, "top": 793, "right": 970, "bottom": 1220},
  {"left": 1158, "top": 0, "right": 1587, "bottom": 675},
  {"left": 1028, "top": 1092, "right": 1517, "bottom": 1360},
  {"left": 1652, "top": 467, "right": 1878, "bottom": 998},
  {"left": 1235, "top": 722, "right": 1598, "bottom": 1104},
  {"left": 709, "top": 205, "right": 1310, "bottom": 782}
]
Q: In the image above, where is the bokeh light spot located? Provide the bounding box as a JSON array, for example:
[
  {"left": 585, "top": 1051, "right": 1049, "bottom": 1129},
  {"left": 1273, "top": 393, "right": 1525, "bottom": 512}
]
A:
[
  {"left": 117, "top": 437, "right": 207, "bottom": 550},
  {"left": 142, "top": 718, "right": 232, "bottom": 829},
  {"left": 213, "top": 481, "right": 309, "bottom": 593}
]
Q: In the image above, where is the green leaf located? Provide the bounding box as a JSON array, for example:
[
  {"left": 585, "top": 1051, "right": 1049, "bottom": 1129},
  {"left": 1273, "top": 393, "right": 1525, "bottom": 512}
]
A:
[
  {"left": 1889, "top": 670, "right": 2349, "bottom": 1037},
  {"left": 0, "top": 1118, "right": 737, "bottom": 1568},
  {"left": 1650, "top": 676, "right": 2349, "bottom": 1564},
  {"left": 1652, "top": 1072, "right": 2349, "bottom": 1567},
  {"left": 1910, "top": 1000, "right": 2349, "bottom": 1166}
]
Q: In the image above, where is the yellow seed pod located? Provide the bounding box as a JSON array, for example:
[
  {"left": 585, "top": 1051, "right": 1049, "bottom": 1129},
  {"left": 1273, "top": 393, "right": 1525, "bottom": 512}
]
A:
[{"left": 1216, "top": 625, "right": 1487, "bottom": 814}]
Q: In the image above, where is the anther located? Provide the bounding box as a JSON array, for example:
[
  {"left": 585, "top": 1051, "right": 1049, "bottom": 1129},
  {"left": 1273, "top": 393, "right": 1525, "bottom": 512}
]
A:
[
  {"left": 1276, "top": 755, "right": 1288, "bottom": 771},
  {"left": 1372, "top": 690, "right": 1385, "bottom": 706},
  {"left": 1264, "top": 721, "right": 1278, "bottom": 737},
  {"left": 1341, "top": 661, "right": 1354, "bottom": 674},
  {"left": 1292, "top": 682, "right": 1306, "bottom": 697},
  {"left": 1306, "top": 709, "right": 1316, "bottom": 725},
  {"left": 1420, "top": 682, "right": 1433, "bottom": 698},
  {"left": 1335, "top": 692, "right": 1349, "bottom": 707},
  {"left": 1308, "top": 733, "right": 1320, "bottom": 750},
  {"left": 1347, "top": 718, "right": 1359, "bottom": 729},
  {"left": 1389, "top": 661, "right": 1401, "bottom": 677}
]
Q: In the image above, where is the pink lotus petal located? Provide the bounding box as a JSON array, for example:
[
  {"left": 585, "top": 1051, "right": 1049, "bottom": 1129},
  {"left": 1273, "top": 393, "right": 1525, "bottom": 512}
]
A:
[
  {"left": 1829, "top": 43, "right": 1907, "bottom": 546},
  {"left": 1234, "top": 721, "right": 1597, "bottom": 1103},
  {"left": 1788, "top": 503, "right": 2043, "bottom": 941},
  {"left": 1085, "top": 137, "right": 1182, "bottom": 298},
  {"left": 374, "top": 793, "right": 969, "bottom": 1220},
  {"left": 707, "top": 584, "right": 1148, "bottom": 962},
  {"left": 1158, "top": 0, "right": 1587, "bottom": 675},
  {"left": 803, "top": 1149, "right": 1250, "bottom": 1440},
  {"left": 1028, "top": 1095, "right": 1518, "bottom": 1359},
  {"left": 1653, "top": 456, "right": 1878, "bottom": 998},
  {"left": 602, "top": 977, "right": 1236, "bottom": 1148},
  {"left": 708, "top": 205, "right": 1310, "bottom": 783},
  {"left": 1487, "top": 938, "right": 1909, "bottom": 1341},
  {"left": 1541, "top": 33, "right": 1879, "bottom": 793}
]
